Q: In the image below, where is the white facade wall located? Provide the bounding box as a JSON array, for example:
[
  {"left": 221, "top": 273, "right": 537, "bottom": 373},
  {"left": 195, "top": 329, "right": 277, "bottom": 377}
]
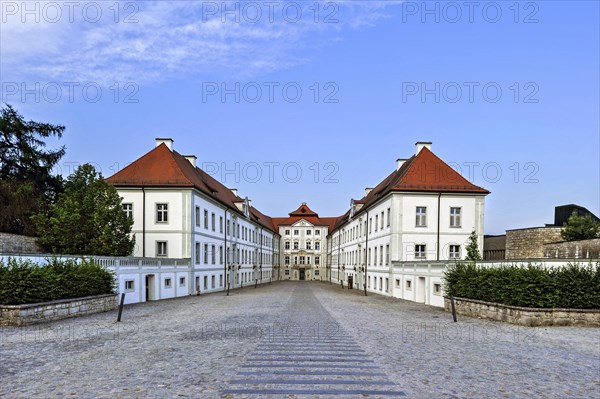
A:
[
  {"left": 280, "top": 222, "right": 328, "bottom": 281},
  {"left": 116, "top": 185, "right": 279, "bottom": 297}
]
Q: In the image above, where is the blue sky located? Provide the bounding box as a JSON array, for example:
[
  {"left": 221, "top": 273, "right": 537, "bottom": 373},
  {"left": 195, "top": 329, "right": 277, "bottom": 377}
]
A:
[{"left": 1, "top": 1, "right": 598, "bottom": 234}]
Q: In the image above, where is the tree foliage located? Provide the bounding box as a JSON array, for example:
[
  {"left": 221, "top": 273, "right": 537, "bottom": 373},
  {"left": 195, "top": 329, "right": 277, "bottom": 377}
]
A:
[
  {"left": 33, "top": 164, "right": 135, "bottom": 256},
  {"left": 0, "top": 104, "right": 65, "bottom": 234},
  {"left": 465, "top": 230, "right": 482, "bottom": 261},
  {"left": 561, "top": 212, "right": 600, "bottom": 241}
]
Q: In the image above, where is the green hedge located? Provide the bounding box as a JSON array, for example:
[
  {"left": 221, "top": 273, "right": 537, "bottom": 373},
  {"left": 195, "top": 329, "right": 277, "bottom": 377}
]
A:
[
  {"left": 0, "top": 258, "right": 115, "bottom": 305},
  {"left": 444, "top": 262, "right": 600, "bottom": 309}
]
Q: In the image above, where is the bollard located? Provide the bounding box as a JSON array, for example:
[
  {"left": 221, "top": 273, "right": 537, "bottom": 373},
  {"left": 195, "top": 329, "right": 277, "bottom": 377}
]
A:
[
  {"left": 450, "top": 296, "right": 457, "bottom": 322},
  {"left": 116, "top": 293, "right": 125, "bottom": 322}
]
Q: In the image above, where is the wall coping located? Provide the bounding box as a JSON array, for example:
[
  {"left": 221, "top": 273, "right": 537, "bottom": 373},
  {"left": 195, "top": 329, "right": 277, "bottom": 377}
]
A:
[
  {"left": 445, "top": 296, "right": 600, "bottom": 313},
  {"left": 0, "top": 293, "right": 117, "bottom": 309}
]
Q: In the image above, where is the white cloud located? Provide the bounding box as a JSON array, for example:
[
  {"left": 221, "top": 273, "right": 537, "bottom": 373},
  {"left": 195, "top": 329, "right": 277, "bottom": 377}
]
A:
[{"left": 1, "top": 1, "right": 403, "bottom": 86}]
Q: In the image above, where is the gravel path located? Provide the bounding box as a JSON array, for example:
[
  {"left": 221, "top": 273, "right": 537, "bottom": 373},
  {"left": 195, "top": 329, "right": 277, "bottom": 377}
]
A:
[{"left": 1, "top": 281, "right": 598, "bottom": 398}]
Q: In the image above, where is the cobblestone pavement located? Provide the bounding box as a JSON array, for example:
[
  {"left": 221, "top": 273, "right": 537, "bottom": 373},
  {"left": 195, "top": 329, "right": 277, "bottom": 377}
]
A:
[{"left": 1, "top": 281, "right": 599, "bottom": 398}]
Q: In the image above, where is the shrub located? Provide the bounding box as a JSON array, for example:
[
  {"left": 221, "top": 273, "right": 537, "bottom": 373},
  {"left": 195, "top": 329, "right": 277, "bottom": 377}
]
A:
[
  {"left": 444, "top": 262, "right": 600, "bottom": 309},
  {"left": 0, "top": 258, "right": 115, "bottom": 305}
]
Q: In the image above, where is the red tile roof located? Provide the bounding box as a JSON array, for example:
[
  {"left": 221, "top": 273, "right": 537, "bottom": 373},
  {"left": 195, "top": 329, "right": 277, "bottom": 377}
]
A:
[
  {"left": 329, "top": 147, "right": 489, "bottom": 233},
  {"left": 271, "top": 203, "right": 338, "bottom": 231},
  {"left": 106, "top": 144, "right": 278, "bottom": 233}
]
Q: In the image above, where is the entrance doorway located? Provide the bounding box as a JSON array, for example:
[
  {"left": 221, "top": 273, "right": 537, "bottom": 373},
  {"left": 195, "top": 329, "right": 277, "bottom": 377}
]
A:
[
  {"left": 299, "top": 269, "right": 305, "bottom": 280},
  {"left": 145, "top": 274, "right": 156, "bottom": 301},
  {"left": 348, "top": 275, "right": 353, "bottom": 289},
  {"left": 416, "top": 277, "right": 426, "bottom": 303}
]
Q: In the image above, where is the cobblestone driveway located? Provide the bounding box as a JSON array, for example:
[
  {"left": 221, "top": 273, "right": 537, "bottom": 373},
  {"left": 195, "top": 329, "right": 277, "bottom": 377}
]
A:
[{"left": 1, "top": 282, "right": 599, "bottom": 398}]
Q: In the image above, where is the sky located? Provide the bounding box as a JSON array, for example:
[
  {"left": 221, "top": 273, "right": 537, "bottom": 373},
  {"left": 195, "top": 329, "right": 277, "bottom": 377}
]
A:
[{"left": 1, "top": 0, "right": 599, "bottom": 235}]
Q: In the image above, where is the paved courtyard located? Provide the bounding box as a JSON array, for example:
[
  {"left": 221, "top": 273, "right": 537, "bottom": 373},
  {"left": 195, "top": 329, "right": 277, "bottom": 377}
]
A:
[{"left": 1, "top": 281, "right": 599, "bottom": 398}]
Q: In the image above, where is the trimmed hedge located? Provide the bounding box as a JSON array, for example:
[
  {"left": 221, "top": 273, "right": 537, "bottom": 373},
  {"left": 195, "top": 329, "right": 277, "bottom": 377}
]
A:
[
  {"left": 444, "top": 262, "right": 600, "bottom": 309},
  {"left": 0, "top": 258, "right": 115, "bottom": 305}
]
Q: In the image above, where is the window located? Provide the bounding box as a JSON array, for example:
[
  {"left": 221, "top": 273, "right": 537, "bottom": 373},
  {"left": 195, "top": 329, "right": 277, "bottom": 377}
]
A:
[
  {"left": 406, "top": 280, "right": 412, "bottom": 290},
  {"left": 387, "top": 208, "right": 391, "bottom": 227},
  {"left": 315, "top": 230, "right": 320, "bottom": 236},
  {"left": 315, "top": 269, "right": 320, "bottom": 276},
  {"left": 306, "top": 241, "right": 312, "bottom": 250},
  {"left": 220, "top": 216, "right": 223, "bottom": 233},
  {"left": 219, "top": 246, "right": 223, "bottom": 264},
  {"left": 416, "top": 207, "right": 427, "bottom": 227},
  {"left": 211, "top": 245, "right": 216, "bottom": 264},
  {"left": 227, "top": 220, "right": 231, "bottom": 235},
  {"left": 195, "top": 242, "right": 200, "bottom": 264},
  {"left": 449, "top": 245, "right": 461, "bottom": 259},
  {"left": 204, "top": 244, "right": 209, "bottom": 264},
  {"left": 395, "top": 279, "right": 400, "bottom": 287},
  {"left": 179, "top": 277, "right": 186, "bottom": 287},
  {"left": 415, "top": 244, "right": 426, "bottom": 259},
  {"left": 307, "top": 230, "right": 311, "bottom": 236},
  {"left": 285, "top": 229, "right": 290, "bottom": 235},
  {"left": 369, "top": 218, "right": 372, "bottom": 233},
  {"left": 204, "top": 276, "right": 208, "bottom": 289},
  {"left": 293, "top": 229, "right": 299, "bottom": 236},
  {"left": 157, "top": 241, "right": 167, "bottom": 257},
  {"left": 315, "top": 241, "right": 320, "bottom": 251},
  {"left": 380, "top": 245, "right": 384, "bottom": 265},
  {"left": 211, "top": 213, "right": 216, "bottom": 231},
  {"left": 374, "top": 247, "right": 378, "bottom": 265},
  {"left": 285, "top": 269, "right": 290, "bottom": 275},
  {"left": 219, "top": 275, "right": 223, "bottom": 287},
  {"left": 450, "top": 207, "right": 462, "bottom": 228},
  {"left": 123, "top": 203, "right": 133, "bottom": 220},
  {"left": 211, "top": 275, "right": 215, "bottom": 288},
  {"left": 285, "top": 241, "right": 290, "bottom": 250},
  {"left": 285, "top": 256, "right": 290, "bottom": 265},
  {"left": 293, "top": 242, "right": 299, "bottom": 250},
  {"left": 124, "top": 280, "right": 134, "bottom": 292},
  {"left": 315, "top": 256, "right": 320, "bottom": 265},
  {"left": 433, "top": 283, "right": 442, "bottom": 295},
  {"left": 385, "top": 278, "right": 389, "bottom": 292},
  {"left": 375, "top": 215, "right": 378, "bottom": 231},
  {"left": 204, "top": 210, "right": 208, "bottom": 229},
  {"left": 195, "top": 206, "right": 201, "bottom": 226},
  {"left": 164, "top": 278, "right": 172, "bottom": 288},
  {"left": 379, "top": 277, "right": 383, "bottom": 291},
  {"left": 381, "top": 212, "right": 384, "bottom": 229},
  {"left": 299, "top": 256, "right": 305, "bottom": 264},
  {"left": 156, "top": 204, "right": 168, "bottom": 223},
  {"left": 386, "top": 244, "right": 390, "bottom": 265}
]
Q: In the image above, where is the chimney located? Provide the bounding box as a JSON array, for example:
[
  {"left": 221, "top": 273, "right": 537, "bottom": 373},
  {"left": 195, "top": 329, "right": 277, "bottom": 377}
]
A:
[
  {"left": 415, "top": 141, "right": 432, "bottom": 154},
  {"left": 156, "top": 137, "right": 174, "bottom": 151},
  {"left": 183, "top": 155, "right": 197, "bottom": 167},
  {"left": 365, "top": 188, "right": 374, "bottom": 196},
  {"left": 396, "top": 159, "right": 408, "bottom": 170},
  {"left": 230, "top": 188, "right": 238, "bottom": 197}
]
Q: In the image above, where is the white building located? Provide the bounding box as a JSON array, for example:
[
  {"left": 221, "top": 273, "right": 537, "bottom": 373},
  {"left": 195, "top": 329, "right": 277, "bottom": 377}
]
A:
[
  {"left": 327, "top": 142, "right": 489, "bottom": 305},
  {"left": 105, "top": 139, "right": 488, "bottom": 307},
  {"left": 272, "top": 203, "right": 337, "bottom": 281},
  {"left": 106, "top": 138, "right": 280, "bottom": 302}
]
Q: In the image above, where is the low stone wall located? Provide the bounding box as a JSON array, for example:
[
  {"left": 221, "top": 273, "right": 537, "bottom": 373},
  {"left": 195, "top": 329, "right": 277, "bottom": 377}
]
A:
[
  {"left": 444, "top": 297, "right": 600, "bottom": 327},
  {"left": 0, "top": 294, "right": 118, "bottom": 326},
  {"left": 0, "top": 233, "right": 44, "bottom": 254}
]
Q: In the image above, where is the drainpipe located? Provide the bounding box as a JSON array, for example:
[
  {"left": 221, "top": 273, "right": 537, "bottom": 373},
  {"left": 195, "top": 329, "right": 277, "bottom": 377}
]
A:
[
  {"left": 224, "top": 208, "right": 228, "bottom": 293},
  {"left": 142, "top": 187, "right": 146, "bottom": 257},
  {"left": 364, "top": 211, "right": 369, "bottom": 296},
  {"left": 436, "top": 192, "right": 441, "bottom": 261}
]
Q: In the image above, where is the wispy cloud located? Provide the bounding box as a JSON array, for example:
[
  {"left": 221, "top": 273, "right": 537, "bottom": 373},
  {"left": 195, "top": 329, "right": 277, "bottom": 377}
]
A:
[{"left": 1, "top": 1, "right": 403, "bottom": 86}]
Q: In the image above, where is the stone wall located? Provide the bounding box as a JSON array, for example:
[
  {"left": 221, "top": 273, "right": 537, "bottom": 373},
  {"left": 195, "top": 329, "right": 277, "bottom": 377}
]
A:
[
  {"left": 505, "top": 227, "right": 562, "bottom": 259},
  {"left": 0, "top": 294, "right": 118, "bottom": 326},
  {"left": 544, "top": 238, "right": 600, "bottom": 259},
  {"left": 445, "top": 297, "right": 600, "bottom": 327},
  {"left": 0, "top": 233, "right": 44, "bottom": 254}
]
